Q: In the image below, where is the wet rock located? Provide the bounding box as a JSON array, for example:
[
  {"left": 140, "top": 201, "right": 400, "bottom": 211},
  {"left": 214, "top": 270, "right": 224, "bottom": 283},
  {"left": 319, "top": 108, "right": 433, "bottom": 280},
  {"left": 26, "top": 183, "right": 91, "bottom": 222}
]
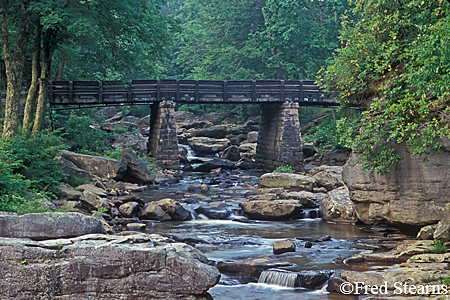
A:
[
  {"left": 242, "top": 181, "right": 255, "bottom": 188},
  {"left": 236, "top": 156, "right": 257, "bottom": 169},
  {"left": 218, "top": 256, "right": 292, "bottom": 279},
  {"left": 126, "top": 222, "right": 146, "bottom": 231},
  {"left": 0, "top": 212, "right": 106, "bottom": 240},
  {"left": 155, "top": 198, "right": 192, "bottom": 221},
  {"left": 245, "top": 188, "right": 285, "bottom": 197},
  {"left": 112, "top": 131, "right": 148, "bottom": 155},
  {"left": 305, "top": 241, "right": 313, "bottom": 248},
  {"left": 320, "top": 187, "right": 357, "bottom": 224},
  {"left": 188, "top": 183, "right": 210, "bottom": 194},
  {"left": 258, "top": 173, "right": 316, "bottom": 192},
  {"left": 60, "top": 150, "right": 127, "bottom": 180},
  {"left": 118, "top": 201, "right": 141, "bottom": 217},
  {"left": 195, "top": 202, "right": 232, "bottom": 220},
  {"left": 417, "top": 224, "right": 438, "bottom": 240},
  {"left": 0, "top": 233, "right": 220, "bottom": 299},
  {"left": 273, "top": 240, "right": 296, "bottom": 254},
  {"left": 192, "top": 157, "right": 237, "bottom": 172},
  {"left": 138, "top": 202, "right": 172, "bottom": 221},
  {"left": 220, "top": 145, "right": 241, "bottom": 161},
  {"left": 238, "top": 142, "right": 256, "bottom": 154},
  {"left": 248, "top": 194, "right": 277, "bottom": 201},
  {"left": 240, "top": 200, "right": 303, "bottom": 221},
  {"left": 109, "top": 194, "right": 145, "bottom": 207},
  {"left": 121, "top": 148, "right": 153, "bottom": 184}
]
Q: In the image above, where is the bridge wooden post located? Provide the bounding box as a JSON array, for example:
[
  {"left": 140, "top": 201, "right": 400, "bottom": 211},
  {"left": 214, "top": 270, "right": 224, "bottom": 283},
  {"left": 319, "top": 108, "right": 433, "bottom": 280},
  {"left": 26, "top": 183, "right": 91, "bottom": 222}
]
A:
[
  {"left": 255, "top": 101, "right": 303, "bottom": 169},
  {"left": 148, "top": 100, "right": 180, "bottom": 169}
]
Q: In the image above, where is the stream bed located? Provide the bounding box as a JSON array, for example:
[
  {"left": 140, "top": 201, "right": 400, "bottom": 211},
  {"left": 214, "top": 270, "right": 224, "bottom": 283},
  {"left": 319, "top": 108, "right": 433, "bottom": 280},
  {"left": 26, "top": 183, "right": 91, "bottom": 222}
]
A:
[{"left": 137, "top": 173, "right": 378, "bottom": 300}]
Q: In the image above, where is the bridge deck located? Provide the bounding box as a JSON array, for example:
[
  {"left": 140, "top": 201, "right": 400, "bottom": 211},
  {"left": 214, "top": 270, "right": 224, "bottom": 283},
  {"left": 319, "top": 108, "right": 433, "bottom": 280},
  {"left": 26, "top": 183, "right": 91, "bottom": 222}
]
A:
[{"left": 49, "top": 79, "right": 337, "bottom": 108}]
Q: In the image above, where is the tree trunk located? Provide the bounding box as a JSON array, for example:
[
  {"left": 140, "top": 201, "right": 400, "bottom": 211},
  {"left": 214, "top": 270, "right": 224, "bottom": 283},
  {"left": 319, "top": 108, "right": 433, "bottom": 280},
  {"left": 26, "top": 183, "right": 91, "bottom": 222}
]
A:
[
  {"left": 23, "top": 25, "right": 42, "bottom": 133},
  {"left": 56, "top": 59, "right": 65, "bottom": 80},
  {"left": 32, "top": 29, "right": 55, "bottom": 133},
  {"left": 0, "top": 0, "right": 31, "bottom": 139}
]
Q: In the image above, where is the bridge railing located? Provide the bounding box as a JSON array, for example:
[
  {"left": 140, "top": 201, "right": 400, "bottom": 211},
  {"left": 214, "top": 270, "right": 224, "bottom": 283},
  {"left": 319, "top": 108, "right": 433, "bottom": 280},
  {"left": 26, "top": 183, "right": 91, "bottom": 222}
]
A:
[{"left": 49, "top": 79, "right": 337, "bottom": 107}]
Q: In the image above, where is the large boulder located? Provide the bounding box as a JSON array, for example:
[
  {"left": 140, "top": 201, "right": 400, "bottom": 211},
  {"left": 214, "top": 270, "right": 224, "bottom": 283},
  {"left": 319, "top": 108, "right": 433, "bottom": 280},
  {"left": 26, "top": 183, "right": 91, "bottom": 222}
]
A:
[
  {"left": 112, "top": 131, "right": 148, "bottom": 155},
  {"left": 0, "top": 233, "right": 220, "bottom": 299},
  {"left": 240, "top": 200, "right": 303, "bottom": 221},
  {"left": 258, "top": 173, "right": 316, "bottom": 192},
  {"left": 220, "top": 145, "right": 241, "bottom": 161},
  {"left": 121, "top": 148, "right": 153, "bottom": 184},
  {"left": 194, "top": 125, "right": 227, "bottom": 139},
  {"left": 308, "top": 165, "right": 344, "bottom": 191},
  {"left": 60, "top": 150, "right": 127, "bottom": 180},
  {"left": 343, "top": 142, "right": 450, "bottom": 226},
  {"left": 321, "top": 187, "right": 357, "bottom": 224},
  {"left": 0, "top": 212, "right": 106, "bottom": 240},
  {"left": 155, "top": 198, "right": 192, "bottom": 221},
  {"left": 188, "top": 137, "right": 231, "bottom": 155}
]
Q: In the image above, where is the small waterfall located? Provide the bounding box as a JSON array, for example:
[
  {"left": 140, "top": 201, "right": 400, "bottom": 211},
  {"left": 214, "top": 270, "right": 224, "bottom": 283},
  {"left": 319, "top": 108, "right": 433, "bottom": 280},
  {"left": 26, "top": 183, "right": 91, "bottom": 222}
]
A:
[
  {"left": 180, "top": 144, "right": 197, "bottom": 161},
  {"left": 302, "top": 208, "right": 321, "bottom": 219},
  {"left": 258, "top": 270, "right": 299, "bottom": 288}
]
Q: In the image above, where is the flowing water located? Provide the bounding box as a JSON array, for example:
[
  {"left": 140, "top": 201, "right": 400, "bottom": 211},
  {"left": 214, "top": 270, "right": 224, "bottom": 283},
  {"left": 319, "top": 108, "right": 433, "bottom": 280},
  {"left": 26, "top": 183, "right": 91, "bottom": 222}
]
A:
[{"left": 137, "top": 173, "right": 375, "bottom": 300}]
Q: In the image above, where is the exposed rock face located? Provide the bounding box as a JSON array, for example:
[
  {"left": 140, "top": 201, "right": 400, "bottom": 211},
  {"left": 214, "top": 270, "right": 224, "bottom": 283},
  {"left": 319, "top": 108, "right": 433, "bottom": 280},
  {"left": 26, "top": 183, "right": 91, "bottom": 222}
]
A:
[
  {"left": 155, "top": 198, "right": 192, "bottom": 221},
  {"left": 321, "top": 187, "right": 357, "bottom": 224},
  {"left": 0, "top": 212, "right": 106, "bottom": 240},
  {"left": 61, "top": 150, "right": 127, "bottom": 180},
  {"left": 258, "top": 173, "right": 316, "bottom": 192},
  {"left": 343, "top": 143, "right": 450, "bottom": 226},
  {"left": 417, "top": 224, "right": 437, "bottom": 240},
  {"left": 112, "top": 131, "right": 148, "bottom": 155},
  {"left": 308, "top": 165, "right": 344, "bottom": 191},
  {"left": 220, "top": 145, "right": 241, "bottom": 161},
  {"left": 194, "top": 125, "right": 227, "bottom": 139},
  {"left": 0, "top": 233, "right": 220, "bottom": 299},
  {"left": 433, "top": 217, "right": 450, "bottom": 242},
  {"left": 139, "top": 202, "right": 172, "bottom": 221}
]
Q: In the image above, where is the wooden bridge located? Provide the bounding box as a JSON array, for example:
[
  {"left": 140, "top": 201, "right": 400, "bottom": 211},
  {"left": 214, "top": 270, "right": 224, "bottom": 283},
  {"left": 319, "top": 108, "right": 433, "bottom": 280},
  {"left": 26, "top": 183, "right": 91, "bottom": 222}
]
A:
[{"left": 49, "top": 79, "right": 337, "bottom": 108}]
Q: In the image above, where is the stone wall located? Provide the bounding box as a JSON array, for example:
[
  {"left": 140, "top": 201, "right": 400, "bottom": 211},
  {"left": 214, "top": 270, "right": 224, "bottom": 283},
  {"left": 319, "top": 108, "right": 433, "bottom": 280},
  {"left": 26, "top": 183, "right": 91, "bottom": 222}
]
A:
[
  {"left": 255, "top": 102, "right": 303, "bottom": 169},
  {"left": 343, "top": 141, "right": 450, "bottom": 226},
  {"left": 148, "top": 101, "right": 180, "bottom": 169}
]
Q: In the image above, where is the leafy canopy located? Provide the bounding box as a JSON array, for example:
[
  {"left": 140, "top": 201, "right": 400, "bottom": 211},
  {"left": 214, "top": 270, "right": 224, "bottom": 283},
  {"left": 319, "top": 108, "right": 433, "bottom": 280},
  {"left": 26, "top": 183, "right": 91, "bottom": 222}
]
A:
[{"left": 318, "top": 0, "right": 450, "bottom": 175}]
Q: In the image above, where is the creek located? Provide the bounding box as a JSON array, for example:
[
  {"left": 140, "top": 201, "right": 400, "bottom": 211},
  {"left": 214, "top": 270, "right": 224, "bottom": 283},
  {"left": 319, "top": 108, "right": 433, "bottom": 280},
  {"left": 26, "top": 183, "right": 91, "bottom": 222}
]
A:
[{"left": 136, "top": 173, "right": 380, "bottom": 300}]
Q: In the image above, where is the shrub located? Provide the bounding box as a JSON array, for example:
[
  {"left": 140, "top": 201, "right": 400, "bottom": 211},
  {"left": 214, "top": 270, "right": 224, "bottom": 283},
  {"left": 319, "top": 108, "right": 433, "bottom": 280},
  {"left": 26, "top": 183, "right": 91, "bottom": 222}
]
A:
[
  {"left": 273, "top": 165, "right": 294, "bottom": 173},
  {"left": 426, "top": 240, "right": 447, "bottom": 254}
]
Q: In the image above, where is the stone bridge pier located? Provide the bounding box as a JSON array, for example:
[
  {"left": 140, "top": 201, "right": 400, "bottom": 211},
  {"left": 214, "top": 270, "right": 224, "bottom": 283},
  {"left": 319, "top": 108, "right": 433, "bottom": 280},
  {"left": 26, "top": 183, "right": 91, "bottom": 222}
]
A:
[
  {"left": 148, "top": 101, "right": 180, "bottom": 169},
  {"left": 255, "top": 102, "right": 303, "bottom": 168}
]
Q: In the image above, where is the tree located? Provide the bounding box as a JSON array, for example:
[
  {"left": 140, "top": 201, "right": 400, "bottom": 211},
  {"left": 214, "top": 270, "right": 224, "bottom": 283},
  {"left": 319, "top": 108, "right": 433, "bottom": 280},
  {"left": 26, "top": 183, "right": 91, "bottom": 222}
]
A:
[
  {"left": 318, "top": 0, "right": 450, "bottom": 174},
  {"left": 0, "top": 0, "right": 31, "bottom": 139}
]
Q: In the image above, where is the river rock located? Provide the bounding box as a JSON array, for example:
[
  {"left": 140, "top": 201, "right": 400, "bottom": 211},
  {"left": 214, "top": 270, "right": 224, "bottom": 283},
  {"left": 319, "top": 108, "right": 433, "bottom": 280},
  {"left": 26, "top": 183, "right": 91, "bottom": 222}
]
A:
[
  {"left": 118, "top": 201, "right": 141, "bottom": 217},
  {"left": 188, "top": 183, "right": 210, "bottom": 194},
  {"left": 155, "top": 198, "right": 192, "bottom": 221},
  {"left": 195, "top": 203, "right": 231, "bottom": 220},
  {"left": 79, "top": 190, "right": 109, "bottom": 211},
  {"left": 258, "top": 173, "right": 316, "bottom": 191},
  {"left": 192, "top": 157, "right": 236, "bottom": 172},
  {"left": 220, "top": 145, "right": 241, "bottom": 161},
  {"left": 60, "top": 150, "right": 127, "bottom": 180},
  {"left": 321, "top": 187, "right": 357, "bottom": 224},
  {"left": 240, "top": 200, "right": 303, "bottom": 221},
  {"left": 343, "top": 143, "right": 450, "bottom": 226},
  {"left": 0, "top": 233, "right": 220, "bottom": 299},
  {"left": 308, "top": 165, "right": 344, "bottom": 191},
  {"left": 245, "top": 188, "right": 285, "bottom": 197},
  {"left": 0, "top": 212, "right": 106, "bottom": 240},
  {"left": 188, "top": 137, "right": 231, "bottom": 155},
  {"left": 238, "top": 142, "right": 256, "bottom": 154},
  {"left": 76, "top": 183, "right": 108, "bottom": 197},
  {"left": 57, "top": 184, "right": 82, "bottom": 200},
  {"left": 273, "top": 240, "right": 296, "bottom": 254},
  {"left": 194, "top": 125, "right": 227, "bottom": 138},
  {"left": 302, "top": 143, "right": 318, "bottom": 158},
  {"left": 139, "top": 202, "right": 172, "bottom": 221},
  {"left": 121, "top": 148, "right": 153, "bottom": 184},
  {"left": 112, "top": 131, "right": 148, "bottom": 155},
  {"left": 247, "top": 131, "right": 258, "bottom": 143},
  {"left": 218, "top": 256, "right": 292, "bottom": 279}
]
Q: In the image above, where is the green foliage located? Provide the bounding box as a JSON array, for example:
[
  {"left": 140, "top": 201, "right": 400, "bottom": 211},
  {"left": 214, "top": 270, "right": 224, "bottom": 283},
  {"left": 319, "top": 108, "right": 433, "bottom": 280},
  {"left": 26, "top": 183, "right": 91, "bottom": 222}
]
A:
[
  {"left": 92, "top": 207, "right": 108, "bottom": 219},
  {"left": 273, "top": 165, "right": 294, "bottom": 173},
  {"left": 0, "top": 133, "right": 64, "bottom": 213},
  {"left": 103, "top": 148, "right": 123, "bottom": 161},
  {"left": 57, "top": 114, "right": 108, "bottom": 153},
  {"left": 318, "top": 0, "right": 450, "bottom": 175},
  {"left": 426, "top": 240, "right": 447, "bottom": 254}
]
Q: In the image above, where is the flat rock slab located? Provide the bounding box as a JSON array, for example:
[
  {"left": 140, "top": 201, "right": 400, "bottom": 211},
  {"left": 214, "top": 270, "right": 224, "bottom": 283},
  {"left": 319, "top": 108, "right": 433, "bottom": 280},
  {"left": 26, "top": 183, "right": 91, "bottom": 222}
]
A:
[
  {"left": 0, "top": 212, "right": 106, "bottom": 240},
  {"left": 0, "top": 233, "right": 220, "bottom": 299}
]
